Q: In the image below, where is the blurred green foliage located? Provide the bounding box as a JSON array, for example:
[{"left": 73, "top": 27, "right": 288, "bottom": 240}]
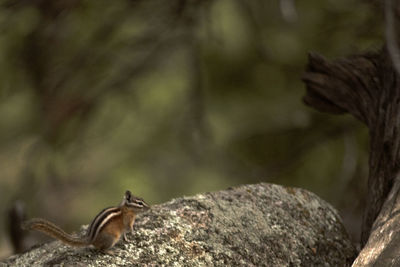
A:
[{"left": 0, "top": 0, "right": 382, "bottom": 255}]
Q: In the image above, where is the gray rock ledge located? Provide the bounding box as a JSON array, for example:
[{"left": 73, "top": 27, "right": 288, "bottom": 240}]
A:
[{"left": 1, "top": 183, "right": 356, "bottom": 266}]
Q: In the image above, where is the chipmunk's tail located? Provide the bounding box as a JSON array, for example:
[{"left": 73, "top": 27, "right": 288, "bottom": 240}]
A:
[{"left": 22, "top": 218, "right": 89, "bottom": 247}]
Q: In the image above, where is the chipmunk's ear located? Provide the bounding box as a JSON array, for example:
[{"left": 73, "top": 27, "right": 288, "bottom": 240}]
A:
[{"left": 125, "top": 190, "right": 132, "bottom": 201}]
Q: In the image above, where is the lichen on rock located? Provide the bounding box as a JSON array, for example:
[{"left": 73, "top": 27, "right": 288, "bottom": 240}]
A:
[{"left": 1, "top": 183, "right": 356, "bottom": 266}]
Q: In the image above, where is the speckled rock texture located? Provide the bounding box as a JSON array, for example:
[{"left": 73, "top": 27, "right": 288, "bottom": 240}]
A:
[{"left": 1, "top": 183, "right": 356, "bottom": 266}]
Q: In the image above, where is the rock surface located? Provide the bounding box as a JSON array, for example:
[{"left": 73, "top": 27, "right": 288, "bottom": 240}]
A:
[{"left": 1, "top": 183, "right": 356, "bottom": 266}]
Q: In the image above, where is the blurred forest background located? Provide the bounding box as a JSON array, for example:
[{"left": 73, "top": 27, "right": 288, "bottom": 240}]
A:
[{"left": 0, "top": 0, "right": 382, "bottom": 257}]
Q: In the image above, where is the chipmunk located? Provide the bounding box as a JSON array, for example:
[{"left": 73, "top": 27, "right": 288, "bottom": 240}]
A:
[{"left": 22, "top": 191, "right": 150, "bottom": 252}]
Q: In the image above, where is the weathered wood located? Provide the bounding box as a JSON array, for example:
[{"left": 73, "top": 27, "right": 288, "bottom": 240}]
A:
[
  {"left": 353, "top": 177, "right": 400, "bottom": 265},
  {"left": 303, "top": 48, "right": 400, "bottom": 265}
]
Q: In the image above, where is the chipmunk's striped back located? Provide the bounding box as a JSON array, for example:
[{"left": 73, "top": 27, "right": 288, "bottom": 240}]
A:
[{"left": 86, "top": 207, "right": 121, "bottom": 242}]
